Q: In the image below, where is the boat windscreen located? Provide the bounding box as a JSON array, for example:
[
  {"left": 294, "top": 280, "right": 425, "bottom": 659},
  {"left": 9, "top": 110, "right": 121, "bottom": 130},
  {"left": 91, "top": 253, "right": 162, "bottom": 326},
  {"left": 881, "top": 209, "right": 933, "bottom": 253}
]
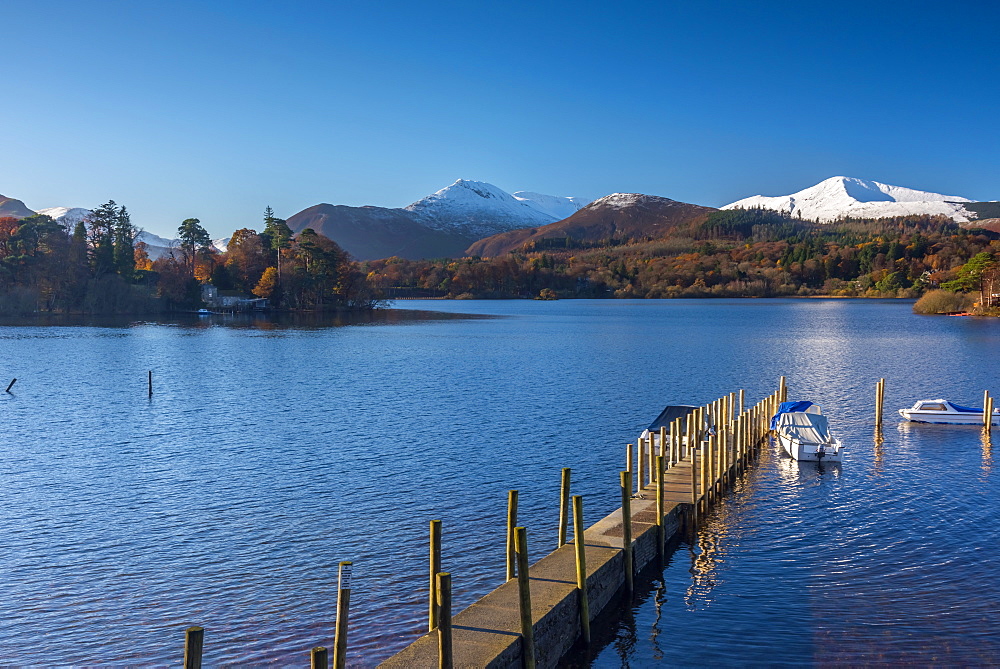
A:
[{"left": 646, "top": 405, "right": 697, "bottom": 431}]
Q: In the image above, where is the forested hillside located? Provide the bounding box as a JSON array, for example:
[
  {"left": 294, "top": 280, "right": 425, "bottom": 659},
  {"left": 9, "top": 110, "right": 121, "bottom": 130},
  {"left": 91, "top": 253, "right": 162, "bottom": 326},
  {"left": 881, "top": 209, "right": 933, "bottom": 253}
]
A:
[{"left": 364, "top": 209, "right": 1000, "bottom": 300}]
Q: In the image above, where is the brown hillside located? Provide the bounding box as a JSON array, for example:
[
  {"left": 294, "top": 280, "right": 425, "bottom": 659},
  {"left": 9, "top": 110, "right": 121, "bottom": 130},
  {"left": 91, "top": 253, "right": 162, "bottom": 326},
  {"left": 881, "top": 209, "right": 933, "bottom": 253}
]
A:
[
  {"left": 286, "top": 204, "right": 474, "bottom": 261},
  {"left": 466, "top": 193, "right": 716, "bottom": 257},
  {"left": 0, "top": 194, "right": 35, "bottom": 219}
]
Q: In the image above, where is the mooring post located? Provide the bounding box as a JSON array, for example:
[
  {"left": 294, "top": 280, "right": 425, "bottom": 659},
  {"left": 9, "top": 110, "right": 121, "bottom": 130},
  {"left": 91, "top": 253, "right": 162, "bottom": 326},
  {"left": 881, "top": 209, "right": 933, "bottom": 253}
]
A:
[
  {"left": 690, "top": 442, "right": 699, "bottom": 505},
  {"left": 514, "top": 526, "right": 536, "bottom": 669},
  {"left": 637, "top": 438, "right": 646, "bottom": 493},
  {"left": 571, "top": 495, "right": 590, "bottom": 644},
  {"left": 739, "top": 388, "right": 745, "bottom": 416},
  {"left": 506, "top": 490, "right": 518, "bottom": 581},
  {"left": 984, "top": 390, "right": 991, "bottom": 431},
  {"left": 333, "top": 561, "right": 352, "bottom": 669},
  {"left": 647, "top": 432, "right": 655, "bottom": 483},
  {"left": 619, "top": 471, "right": 633, "bottom": 594},
  {"left": 311, "top": 647, "right": 328, "bottom": 669},
  {"left": 558, "top": 468, "right": 571, "bottom": 547},
  {"left": 779, "top": 376, "right": 787, "bottom": 402},
  {"left": 626, "top": 443, "right": 634, "bottom": 487},
  {"left": 429, "top": 520, "right": 442, "bottom": 631},
  {"left": 436, "top": 572, "right": 453, "bottom": 669},
  {"left": 184, "top": 626, "right": 204, "bottom": 669},
  {"left": 148, "top": 370, "right": 152, "bottom": 398},
  {"left": 5, "top": 378, "right": 16, "bottom": 393},
  {"left": 655, "top": 454, "right": 665, "bottom": 554},
  {"left": 660, "top": 425, "right": 668, "bottom": 466},
  {"left": 876, "top": 379, "right": 885, "bottom": 430}
]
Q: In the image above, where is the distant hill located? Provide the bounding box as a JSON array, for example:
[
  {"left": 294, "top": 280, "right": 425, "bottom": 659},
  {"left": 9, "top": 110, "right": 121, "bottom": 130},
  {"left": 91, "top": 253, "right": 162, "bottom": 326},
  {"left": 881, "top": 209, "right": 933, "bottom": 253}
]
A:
[
  {"left": 963, "top": 202, "right": 1000, "bottom": 220},
  {"left": 286, "top": 203, "right": 474, "bottom": 260},
  {"left": 465, "top": 193, "right": 716, "bottom": 257},
  {"left": 286, "top": 179, "right": 587, "bottom": 260},
  {"left": 0, "top": 194, "right": 34, "bottom": 219}
]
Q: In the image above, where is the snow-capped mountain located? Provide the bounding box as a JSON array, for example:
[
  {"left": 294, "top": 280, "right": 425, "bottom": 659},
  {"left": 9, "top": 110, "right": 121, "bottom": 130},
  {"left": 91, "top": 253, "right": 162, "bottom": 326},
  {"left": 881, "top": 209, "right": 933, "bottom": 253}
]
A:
[
  {"left": 36, "top": 207, "right": 91, "bottom": 228},
  {"left": 722, "top": 176, "right": 974, "bottom": 223},
  {"left": 405, "top": 179, "right": 571, "bottom": 237},
  {"left": 512, "top": 191, "right": 590, "bottom": 221}
]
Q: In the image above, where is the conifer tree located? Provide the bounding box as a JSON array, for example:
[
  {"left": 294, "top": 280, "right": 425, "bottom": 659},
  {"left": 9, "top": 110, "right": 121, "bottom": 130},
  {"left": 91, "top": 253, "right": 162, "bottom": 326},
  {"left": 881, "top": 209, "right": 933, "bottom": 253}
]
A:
[
  {"left": 177, "top": 218, "right": 212, "bottom": 277},
  {"left": 87, "top": 201, "right": 118, "bottom": 276},
  {"left": 113, "top": 205, "right": 136, "bottom": 279}
]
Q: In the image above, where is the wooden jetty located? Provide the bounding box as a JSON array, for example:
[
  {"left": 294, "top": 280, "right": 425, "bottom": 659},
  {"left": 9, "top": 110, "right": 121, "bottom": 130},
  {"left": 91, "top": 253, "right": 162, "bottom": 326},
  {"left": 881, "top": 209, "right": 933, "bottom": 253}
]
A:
[{"left": 380, "top": 382, "right": 787, "bottom": 669}]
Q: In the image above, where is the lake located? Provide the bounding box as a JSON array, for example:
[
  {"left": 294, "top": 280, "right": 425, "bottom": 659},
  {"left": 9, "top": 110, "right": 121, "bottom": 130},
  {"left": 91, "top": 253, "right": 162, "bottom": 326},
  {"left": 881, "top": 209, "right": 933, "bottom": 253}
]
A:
[{"left": 1, "top": 299, "right": 998, "bottom": 665}]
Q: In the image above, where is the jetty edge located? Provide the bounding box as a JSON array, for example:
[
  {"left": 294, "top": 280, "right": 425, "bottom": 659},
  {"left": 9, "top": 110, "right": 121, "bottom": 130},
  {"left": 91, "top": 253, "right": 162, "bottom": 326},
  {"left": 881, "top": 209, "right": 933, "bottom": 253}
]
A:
[{"left": 380, "top": 383, "right": 785, "bottom": 668}]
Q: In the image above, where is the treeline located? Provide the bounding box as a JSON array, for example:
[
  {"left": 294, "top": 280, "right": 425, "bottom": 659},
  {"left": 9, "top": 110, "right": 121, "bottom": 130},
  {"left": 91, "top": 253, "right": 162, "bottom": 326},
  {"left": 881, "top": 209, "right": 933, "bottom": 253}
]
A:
[
  {"left": 0, "top": 204, "right": 382, "bottom": 314},
  {"left": 363, "top": 210, "right": 1000, "bottom": 300}
]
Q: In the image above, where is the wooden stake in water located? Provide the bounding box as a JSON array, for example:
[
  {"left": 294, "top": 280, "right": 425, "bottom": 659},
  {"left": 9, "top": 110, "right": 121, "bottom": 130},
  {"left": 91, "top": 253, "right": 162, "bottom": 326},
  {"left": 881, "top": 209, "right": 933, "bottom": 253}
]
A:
[
  {"left": 436, "top": 572, "right": 453, "bottom": 669},
  {"left": 506, "top": 490, "right": 518, "bottom": 581},
  {"left": 148, "top": 370, "right": 152, "bottom": 398},
  {"left": 985, "top": 391, "right": 993, "bottom": 433},
  {"left": 571, "top": 495, "right": 590, "bottom": 644},
  {"left": 739, "top": 388, "right": 745, "bottom": 416},
  {"left": 311, "top": 647, "right": 328, "bottom": 669},
  {"left": 184, "top": 626, "right": 204, "bottom": 669},
  {"left": 333, "top": 561, "right": 352, "bottom": 669},
  {"left": 619, "top": 471, "right": 633, "bottom": 594},
  {"left": 514, "top": 526, "right": 536, "bottom": 669},
  {"left": 429, "top": 520, "right": 441, "bottom": 631},
  {"left": 5, "top": 378, "right": 15, "bottom": 393},
  {"left": 626, "top": 443, "right": 633, "bottom": 485},
  {"left": 558, "top": 468, "right": 571, "bottom": 548}
]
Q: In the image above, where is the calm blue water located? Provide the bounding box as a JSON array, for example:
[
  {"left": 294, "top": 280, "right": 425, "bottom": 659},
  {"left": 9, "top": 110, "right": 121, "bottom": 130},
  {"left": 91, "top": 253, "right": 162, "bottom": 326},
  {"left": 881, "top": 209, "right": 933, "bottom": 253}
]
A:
[{"left": 0, "top": 299, "right": 998, "bottom": 665}]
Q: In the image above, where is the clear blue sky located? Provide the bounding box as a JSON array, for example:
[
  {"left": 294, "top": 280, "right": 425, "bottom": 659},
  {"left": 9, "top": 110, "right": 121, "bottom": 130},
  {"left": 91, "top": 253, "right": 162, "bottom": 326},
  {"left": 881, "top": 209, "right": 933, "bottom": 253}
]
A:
[{"left": 3, "top": 0, "right": 999, "bottom": 239}]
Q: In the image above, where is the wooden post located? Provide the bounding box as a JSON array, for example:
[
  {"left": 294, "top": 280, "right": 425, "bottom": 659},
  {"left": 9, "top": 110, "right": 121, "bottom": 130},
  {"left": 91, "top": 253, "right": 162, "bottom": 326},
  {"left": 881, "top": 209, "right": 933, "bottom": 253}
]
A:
[
  {"left": 638, "top": 438, "right": 646, "bottom": 493},
  {"left": 571, "top": 495, "right": 590, "bottom": 644},
  {"left": 984, "top": 390, "right": 991, "bottom": 430},
  {"left": 779, "top": 375, "right": 787, "bottom": 402},
  {"left": 514, "top": 526, "right": 536, "bottom": 669},
  {"left": 311, "top": 647, "right": 328, "bottom": 669},
  {"left": 875, "top": 379, "right": 885, "bottom": 429},
  {"left": 506, "top": 490, "right": 518, "bottom": 581},
  {"left": 626, "top": 444, "right": 633, "bottom": 485},
  {"left": 690, "top": 442, "right": 699, "bottom": 505},
  {"left": 558, "top": 468, "right": 571, "bottom": 547},
  {"left": 5, "top": 378, "right": 15, "bottom": 393},
  {"left": 739, "top": 388, "right": 745, "bottom": 416},
  {"left": 684, "top": 414, "right": 693, "bottom": 460},
  {"left": 655, "top": 455, "right": 664, "bottom": 554},
  {"left": 184, "top": 626, "right": 204, "bottom": 669},
  {"left": 619, "top": 471, "right": 633, "bottom": 594},
  {"left": 647, "top": 433, "right": 655, "bottom": 483},
  {"left": 148, "top": 370, "right": 152, "bottom": 398},
  {"left": 429, "top": 520, "right": 441, "bottom": 631},
  {"left": 436, "top": 572, "right": 453, "bottom": 669},
  {"left": 333, "top": 561, "right": 352, "bottom": 669}
]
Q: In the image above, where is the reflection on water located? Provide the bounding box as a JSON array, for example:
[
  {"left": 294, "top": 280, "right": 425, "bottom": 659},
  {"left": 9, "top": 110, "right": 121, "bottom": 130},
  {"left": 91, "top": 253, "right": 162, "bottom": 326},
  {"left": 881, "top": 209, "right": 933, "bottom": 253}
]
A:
[
  {"left": 982, "top": 430, "right": 993, "bottom": 473},
  {"left": 2, "top": 299, "right": 1000, "bottom": 665}
]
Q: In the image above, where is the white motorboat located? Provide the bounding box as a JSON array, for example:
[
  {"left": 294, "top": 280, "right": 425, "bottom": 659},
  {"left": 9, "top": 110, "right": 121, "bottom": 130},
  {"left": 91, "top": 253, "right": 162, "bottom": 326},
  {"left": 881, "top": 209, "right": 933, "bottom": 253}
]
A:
[
  {"left": 898, "top": 399, "right": 1000, "bottom": 425},
  {"left": 771, "top": 401, "right": 843, "bottom": 462}
]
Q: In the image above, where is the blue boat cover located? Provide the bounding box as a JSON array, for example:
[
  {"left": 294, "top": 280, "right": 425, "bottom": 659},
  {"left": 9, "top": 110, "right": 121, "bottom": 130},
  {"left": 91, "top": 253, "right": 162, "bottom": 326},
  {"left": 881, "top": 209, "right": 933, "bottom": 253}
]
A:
[
  {"left": 948, "top": 402, "right": 982, "bottom": 413},
  {"left": 770, "top": 401, "right": 815, "bottom": 430}
]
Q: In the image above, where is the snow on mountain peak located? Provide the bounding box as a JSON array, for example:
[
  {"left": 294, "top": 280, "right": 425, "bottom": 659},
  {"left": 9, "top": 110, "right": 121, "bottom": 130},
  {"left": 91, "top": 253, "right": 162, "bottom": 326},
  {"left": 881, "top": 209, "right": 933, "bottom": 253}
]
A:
[
  {"left": 405, "top": 179, "right": 569, "bottom": 237},
  {"left": 722, "top": 176, "right": 974, "bottom": 222},
  {"left": 36, "top": 207, "right": 92, "bottom": 227},
  {"left": 512, "top": 191, "right": 590, "bottom": 220}
]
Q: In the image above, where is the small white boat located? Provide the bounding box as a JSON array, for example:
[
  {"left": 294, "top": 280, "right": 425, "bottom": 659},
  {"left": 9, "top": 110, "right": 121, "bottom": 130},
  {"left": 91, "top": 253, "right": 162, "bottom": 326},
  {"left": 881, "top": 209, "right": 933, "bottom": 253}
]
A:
[
  {"left": 771, "top": 401, "right": 843, "bottom": 462},
  {"left": 898, "top": 399, "right": 1000, "bottom": 425}
]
